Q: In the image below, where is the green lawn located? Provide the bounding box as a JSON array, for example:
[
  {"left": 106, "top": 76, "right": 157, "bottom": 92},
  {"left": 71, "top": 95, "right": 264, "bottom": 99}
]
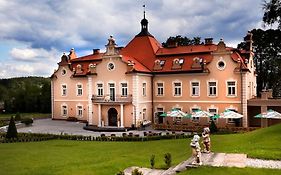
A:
[{"left": 0, "top": 123, "right": 280, "bottom": 175}]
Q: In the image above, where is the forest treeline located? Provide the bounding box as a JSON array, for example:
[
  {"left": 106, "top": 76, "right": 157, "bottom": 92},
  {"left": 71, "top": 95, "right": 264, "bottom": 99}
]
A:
[{"left": 0, "top": 77, "right": 51, "bottom": 113}]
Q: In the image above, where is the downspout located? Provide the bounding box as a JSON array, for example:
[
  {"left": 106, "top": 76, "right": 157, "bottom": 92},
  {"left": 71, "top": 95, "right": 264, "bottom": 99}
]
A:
[{"left": 151, "top": 73, "right": 155, "bottom": 124}]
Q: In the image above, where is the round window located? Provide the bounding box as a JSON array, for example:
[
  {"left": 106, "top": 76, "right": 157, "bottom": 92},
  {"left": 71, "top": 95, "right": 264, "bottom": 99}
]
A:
[
  {"left": 108, "top": 62, "right": 115, "bottom": 71},
  {"left": 217, "top": 61, "right": 226, "bottom": 70}
]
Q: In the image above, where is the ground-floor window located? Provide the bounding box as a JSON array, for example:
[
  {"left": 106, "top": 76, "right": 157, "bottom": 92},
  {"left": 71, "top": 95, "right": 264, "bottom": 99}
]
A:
[
  {"left": 62, "top": 105, "right": 67, "bottom": 117},
  {"left": 77, "top": 106, "right": 83, "bottom": 117}
]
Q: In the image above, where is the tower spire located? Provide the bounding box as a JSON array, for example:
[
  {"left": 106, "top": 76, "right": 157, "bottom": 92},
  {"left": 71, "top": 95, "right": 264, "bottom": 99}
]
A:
[{"left": 136, "top": 3, "right": 153, "bottom": 37}]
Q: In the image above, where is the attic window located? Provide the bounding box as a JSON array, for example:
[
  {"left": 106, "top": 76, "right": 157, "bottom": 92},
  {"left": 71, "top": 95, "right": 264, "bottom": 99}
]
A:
[
  {"left": 160, "top": 60, "right": 165, "bottom": 66},
  {"left": 153, "top": 59, "right": 165, "bottom": 70},
  {"left": 172, "top": 58, "right": 184, "bottom": 69},
  {"left": 76, "top": 64, "right": 82, "bottom": 73},
  {"left": 191, "top": 57, "right": 203, "bottom": 69}
]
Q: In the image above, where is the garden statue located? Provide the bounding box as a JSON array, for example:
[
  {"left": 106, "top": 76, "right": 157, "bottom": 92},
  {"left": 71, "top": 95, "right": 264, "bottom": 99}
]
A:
[
  {"left": 202, "top": 127, "right": 211, "bottom": 153},
  {"left": 190, "top": 134, "right": 202, "bottom": 165}
]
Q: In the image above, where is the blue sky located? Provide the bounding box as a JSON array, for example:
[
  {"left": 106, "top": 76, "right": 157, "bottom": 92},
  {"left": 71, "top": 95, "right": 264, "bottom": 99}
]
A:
[{"left": 0, "top": 0, "right": 268, "bottom": 78}]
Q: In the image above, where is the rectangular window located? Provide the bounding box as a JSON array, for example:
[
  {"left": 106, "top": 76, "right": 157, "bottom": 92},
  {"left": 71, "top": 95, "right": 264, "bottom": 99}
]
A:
[
  {"left": 142, "top": 108, "right": 146, "bottom": 120},
  {"left": 62, "top": 85, "right": 67, "bottom": 96},
  {"left": 174, "top": 82, "right": 182, "bottom": 96},
  {"left": 142, "top": 83, "right": 146, "bottom": 96},
  {"left": 97, "top": 84, "right": 103, "bottom": 96},
  {"left": 208, "top": 108, "right": 218, "bottom": 122},
  {"left": 62, "top": 105, "right": 67, "bottom": 116},
  {"left": 121, "top": 83, "right": 128, "bottom": 97},
  {"left": 208, "top": 82, "right": 217, "bottom": 96},
  {"left": 227, "top": 81, "right": 236, "bottom": 96},
  {"left": 157, "top": 82, "right": 164, "bottom": 96},
  {"left": 77, "top": 84, "right": 82, "bottom": 96},
  {"left": 77, "top": 106, "right": 83, "bottom": 117},
  {"left": 191, "top": 82, "right": 199, "bottom": 96}
]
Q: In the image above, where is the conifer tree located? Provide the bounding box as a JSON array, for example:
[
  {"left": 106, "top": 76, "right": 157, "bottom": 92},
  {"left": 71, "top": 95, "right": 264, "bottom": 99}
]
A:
[{"left": 6, "top": 116, "right": 18, "bottom": 139}]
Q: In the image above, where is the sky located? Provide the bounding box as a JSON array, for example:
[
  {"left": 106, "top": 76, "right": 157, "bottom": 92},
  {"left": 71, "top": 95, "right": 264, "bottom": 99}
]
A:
[{"left": 0, "top": 0, "right": 268, "bottom": 78}]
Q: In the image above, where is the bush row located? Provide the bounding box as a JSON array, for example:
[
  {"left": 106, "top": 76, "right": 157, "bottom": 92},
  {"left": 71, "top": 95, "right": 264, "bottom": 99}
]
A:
[{"left": 0, "top": 132, "right": 191, "bottom": 144}]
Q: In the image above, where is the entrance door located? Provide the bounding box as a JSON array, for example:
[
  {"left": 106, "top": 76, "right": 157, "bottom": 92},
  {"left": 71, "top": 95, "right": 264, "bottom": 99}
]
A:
[
  {"left": 108, "top": 108, "right": 118, "bottom": 126},
  {"left": 109, "top": 83, "right": 115, "bottom": 101}
]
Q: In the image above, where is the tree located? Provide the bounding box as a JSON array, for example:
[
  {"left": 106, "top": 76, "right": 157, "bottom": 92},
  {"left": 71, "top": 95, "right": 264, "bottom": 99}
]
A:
[
  {"left": 6, "top": 116, "right": 18, "bottom": 139},
  {"left": 238, "top": 29, "right": 281, "bottom": 97},
  {"left": 162, "top": 35, "right": 202, "bottom": 47},
  {"left": 263, "top": 0, "right": 281, "bottom": 29}
]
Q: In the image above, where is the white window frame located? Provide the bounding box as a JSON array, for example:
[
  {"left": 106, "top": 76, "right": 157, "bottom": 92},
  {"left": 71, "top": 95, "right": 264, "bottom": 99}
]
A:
[
  {"left": 208, "top": 107, "right": 218, "bottom": 123},
  {"left": 190, "top": 81, "right": 200, "bottom": 97},
  {"left": 97, "top": 83, "right": 104, "bottom": 97},
  {"left": 142, "top": 108, "right": 147, "bottom": 120},
  {"left": 120, "top": 82, "right": 128, "bottom": 97},
  {"left": 173, "top": 81, "right": 182, "bottom": 97},
  {"left": 76, "top": 105, "right": 83, "bottom": 118},
  {"left": 207, "top": 80, "right": 218, "bottom": 97},
  {"left": 76, "top": 84, "right": 83, "bottom": 96},
  {"left": 61, "top": 104, "right": 68, "bottom": 117},
  {"left": 61, "top": 84, "right": 67, "bottom": 96},
  {"left": 156, "top": 82, "right": 164, "bottom": 97},
  {"left": 142, "top": 82, "right": 147, "bottom": 97},
  {"left": 226, "top": 80, "right": 237, "bottom": 97}
]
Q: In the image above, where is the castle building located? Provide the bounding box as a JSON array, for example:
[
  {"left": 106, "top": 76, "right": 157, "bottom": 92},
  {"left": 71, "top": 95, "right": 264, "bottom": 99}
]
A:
[{"left": 51, "top": 14, "right": 257, "bottom": 129}]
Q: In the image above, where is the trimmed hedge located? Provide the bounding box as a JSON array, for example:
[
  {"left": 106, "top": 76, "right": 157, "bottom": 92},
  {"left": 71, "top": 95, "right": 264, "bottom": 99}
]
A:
[{"left": 0, "top": 132, "right": 191, "bottom": 144}]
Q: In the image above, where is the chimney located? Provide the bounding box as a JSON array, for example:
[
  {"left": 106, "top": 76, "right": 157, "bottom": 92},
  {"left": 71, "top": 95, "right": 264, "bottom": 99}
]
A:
[
  {"left": 205, "top": 38, "right": 213, "bottom": 45},
  {"left": 93, "top": 49, "right": 100, "bottom": 55},
  {"left": 68, "top": 48, "right": 77, "bottom": 60},
  {"left": 244, "top": 31, "right": 253, "bottom": 52}
]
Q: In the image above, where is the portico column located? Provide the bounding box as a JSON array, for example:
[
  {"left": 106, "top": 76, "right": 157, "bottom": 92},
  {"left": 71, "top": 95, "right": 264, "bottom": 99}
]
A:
[
  {"left": 120, "top": 104, "right": 124, "bottom": 127},
  {"left": 98, "top": 104, "right": 101, "bottom": 127}
]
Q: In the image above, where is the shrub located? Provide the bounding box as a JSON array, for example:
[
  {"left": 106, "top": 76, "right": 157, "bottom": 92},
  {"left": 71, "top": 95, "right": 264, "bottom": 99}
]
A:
[
  {"left": 131, "top": 168, "right": 143, "bottom": 175},
  {"left": 150, "top": 154, "right": 155, "bottom": 168},
  {"left": 6, "top": 116, "right": 18, "bottom": 139},
  {"left": 164, "top": 153, "right": 172, "bottom": 168},
  {"left": 15, "top": 112, "right": 21, "bottom": 121},
  {"left": 21, "top": 118, "right": 33, "bottom": 125},
  {"left": 210, "top": 119, "right": 218, "bottom": 133}
]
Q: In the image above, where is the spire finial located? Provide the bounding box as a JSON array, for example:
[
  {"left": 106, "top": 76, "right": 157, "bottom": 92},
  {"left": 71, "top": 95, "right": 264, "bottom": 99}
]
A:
[{"left": 143, "top": 4, "right": 146, "bottom": 19}]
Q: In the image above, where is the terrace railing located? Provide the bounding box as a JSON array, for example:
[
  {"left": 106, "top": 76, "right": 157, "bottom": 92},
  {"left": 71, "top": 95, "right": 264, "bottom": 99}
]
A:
[{"left": 92, "top": 94, "right": 132, "bottom": 104}]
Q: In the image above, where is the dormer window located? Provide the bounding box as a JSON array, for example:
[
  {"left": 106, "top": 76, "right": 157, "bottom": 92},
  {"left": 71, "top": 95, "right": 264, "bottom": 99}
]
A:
[
  {"left": 191, "top": 57, "right": 203, "bottom": 69},
  {"left": 172, "top": 58, "right": 184, "bottom": 69},
  {"left": 153, "top": 59, "right": 165, "bottom": 70},
  {"left": 89, "top": 63, "right": 96, "bottom": 74},
  {"left": 76, "top": 64, "right": 82, "bottom": 73}
]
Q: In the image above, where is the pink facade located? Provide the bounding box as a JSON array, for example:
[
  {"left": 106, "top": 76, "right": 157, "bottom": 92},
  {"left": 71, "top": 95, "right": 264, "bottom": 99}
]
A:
[{"left": 51, "top": 16, "right": 257, "bottom": 128}]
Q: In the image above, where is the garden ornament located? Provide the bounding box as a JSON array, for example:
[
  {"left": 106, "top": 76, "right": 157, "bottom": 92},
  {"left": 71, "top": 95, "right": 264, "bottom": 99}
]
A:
[
  {"left": 190, "top": 134, "right": 202, "bottom": 165},
  {"left": 202, "top": 127, "right": 211, "bottom": 153}
]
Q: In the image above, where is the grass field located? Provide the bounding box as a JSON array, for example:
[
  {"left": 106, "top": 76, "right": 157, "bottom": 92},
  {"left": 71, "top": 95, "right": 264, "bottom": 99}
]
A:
[{"left": 0, "top": 123, "right": 280, "bottom": 174}]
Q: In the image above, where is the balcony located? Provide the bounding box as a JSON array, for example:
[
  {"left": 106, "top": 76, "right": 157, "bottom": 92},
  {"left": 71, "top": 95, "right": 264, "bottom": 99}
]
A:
[{"left": 92, "top": 94, "right": 132, "bottom": 104}]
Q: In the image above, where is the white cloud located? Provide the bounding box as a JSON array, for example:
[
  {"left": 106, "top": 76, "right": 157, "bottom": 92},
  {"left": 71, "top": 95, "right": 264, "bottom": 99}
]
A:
[{"left": 0, "top": 0, "right": 266, "bottom": 78}]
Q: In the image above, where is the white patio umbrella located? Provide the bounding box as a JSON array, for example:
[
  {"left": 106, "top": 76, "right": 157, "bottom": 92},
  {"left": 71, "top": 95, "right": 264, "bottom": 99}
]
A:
[
  {"left": 160, "top": 108, "right": 191, "bottom": 118},
  {"left": 191, "top": 109, "right": 213, "bottom": 118},
  {"left": 254, "top": 109, "right": 281, "bottom": 119},
  {"left": 220, "top": 110, "right": 243, "bottom": 119}
]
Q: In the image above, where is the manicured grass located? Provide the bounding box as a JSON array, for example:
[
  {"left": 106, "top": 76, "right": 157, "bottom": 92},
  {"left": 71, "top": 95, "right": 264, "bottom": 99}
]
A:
[
  {"left": 0, "top": 139, "right": 190, "bottom": 175},
  {"left": 178, "top": 166, "right": 281, "bottom": 175},
  {"left": 0, "top": 123, "right": 280, "bottom": 174},
  {"left": 211, "top": 123, "right": 281, "bottom": 160}
]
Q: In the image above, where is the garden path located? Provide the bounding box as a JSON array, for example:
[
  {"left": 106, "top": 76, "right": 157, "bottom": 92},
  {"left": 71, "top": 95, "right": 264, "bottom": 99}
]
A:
[{"left": 124, "top": 152, "right": 281, "bottom": 175}]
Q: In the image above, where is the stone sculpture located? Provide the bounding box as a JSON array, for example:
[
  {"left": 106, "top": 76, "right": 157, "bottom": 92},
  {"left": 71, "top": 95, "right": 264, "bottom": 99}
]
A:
[
  {"left": 202, "top": 127, "right": 211, "bottom": 153},
  {"left": 190, "top": 134, "right": 202, "bottom": 165}
]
